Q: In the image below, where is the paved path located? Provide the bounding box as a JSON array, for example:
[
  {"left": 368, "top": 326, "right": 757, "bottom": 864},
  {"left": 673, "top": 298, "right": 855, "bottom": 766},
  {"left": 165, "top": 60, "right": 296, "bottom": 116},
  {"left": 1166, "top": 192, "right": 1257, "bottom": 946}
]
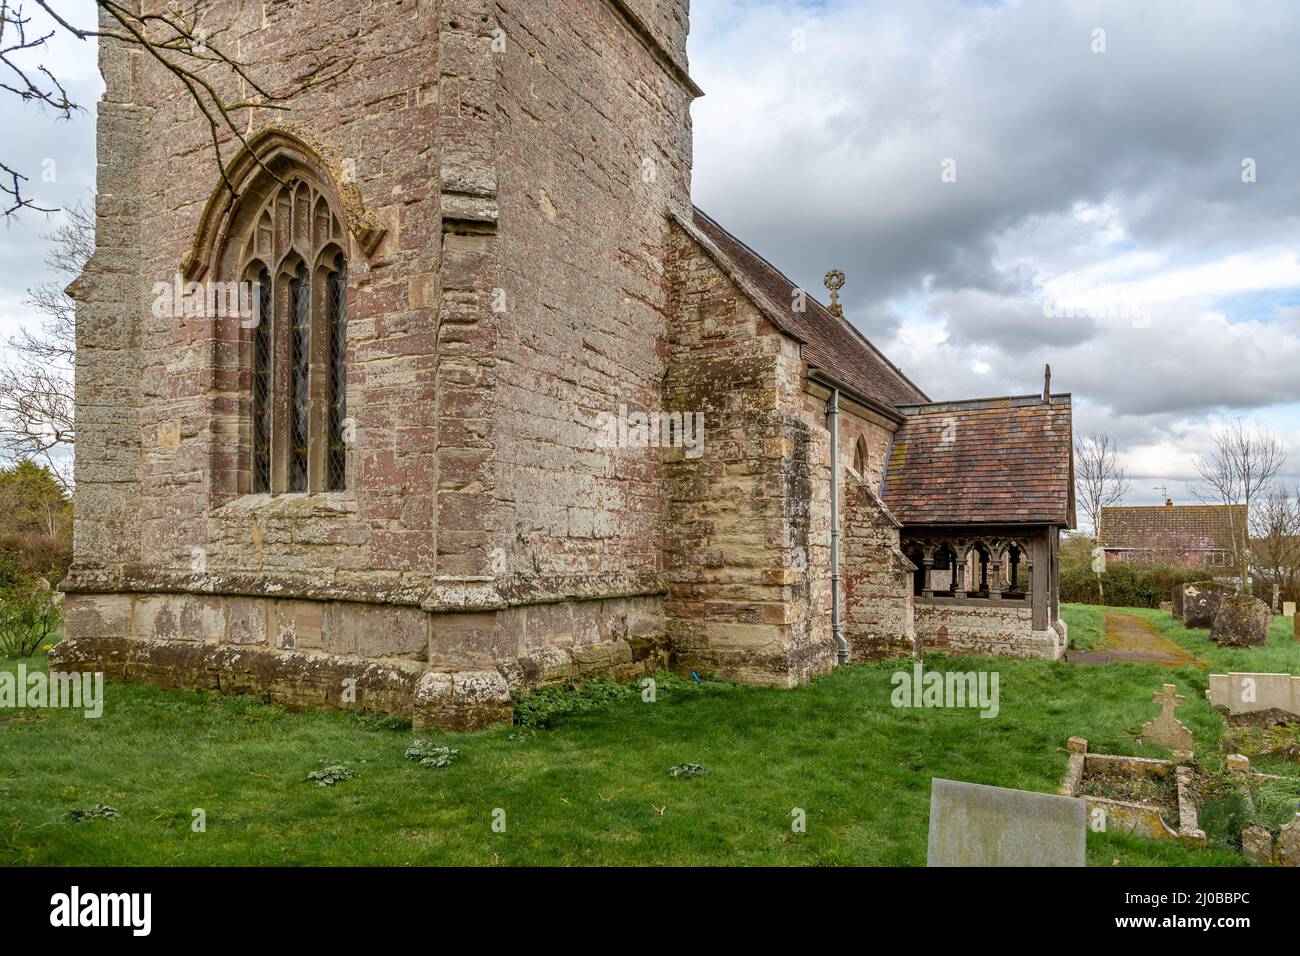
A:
[{"left": 1065, "top": 611, "right": 1204, "bottom": 668}]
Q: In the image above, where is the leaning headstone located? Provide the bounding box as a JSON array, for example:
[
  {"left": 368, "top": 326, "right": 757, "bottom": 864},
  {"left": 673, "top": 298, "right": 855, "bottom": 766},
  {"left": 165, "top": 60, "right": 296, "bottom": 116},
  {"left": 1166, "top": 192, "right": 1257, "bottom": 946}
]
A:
[
  {"left": 1141, "top": 683, "right": 1194, "bottom": 751},
  {"left": 927, "top": 778, "right": 1086, "bottom": 867},
  {"left": 1284, "top": 601, "right": 1296, "bottom": 618},
  {"left": 1242, "top": 825, "right": 1273, "bottom": 865},
  {"left": 1211, "top": 593, "right": 1272, "bottom": 647},
  {"left": 1182, "top": 582, "right": 1231, "bottom": 629},
  {"left": 1278, "top": 813, "right": 1300, "bottom": 867}
]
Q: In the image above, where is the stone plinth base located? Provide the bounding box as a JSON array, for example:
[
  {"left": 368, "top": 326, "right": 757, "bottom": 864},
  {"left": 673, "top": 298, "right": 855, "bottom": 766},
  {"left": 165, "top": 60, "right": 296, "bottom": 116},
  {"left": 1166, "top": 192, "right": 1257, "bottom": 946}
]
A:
[{"left": 52, "top": 590, "right": 668, "bottom": 730}]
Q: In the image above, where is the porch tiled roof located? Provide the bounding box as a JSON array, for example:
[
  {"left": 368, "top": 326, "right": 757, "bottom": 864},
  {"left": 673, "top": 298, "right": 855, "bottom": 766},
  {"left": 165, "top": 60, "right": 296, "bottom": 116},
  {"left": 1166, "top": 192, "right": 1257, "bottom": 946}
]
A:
[{"left": 881, "top": 394, "right": 1075, "bottom": 526}]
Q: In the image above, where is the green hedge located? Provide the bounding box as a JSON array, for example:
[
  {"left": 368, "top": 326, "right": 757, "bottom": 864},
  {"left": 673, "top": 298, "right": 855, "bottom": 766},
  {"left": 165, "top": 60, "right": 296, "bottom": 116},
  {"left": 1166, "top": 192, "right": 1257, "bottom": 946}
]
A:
[{"left": 1060, "top": 559, "right": 1210, "bottom": 608}]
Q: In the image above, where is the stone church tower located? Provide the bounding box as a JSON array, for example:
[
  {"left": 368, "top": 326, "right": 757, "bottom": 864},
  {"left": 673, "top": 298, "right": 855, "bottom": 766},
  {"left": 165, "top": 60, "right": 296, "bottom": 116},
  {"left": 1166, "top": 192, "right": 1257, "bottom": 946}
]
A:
[{"left": 55, "top": 0, "right": 1075, "bottom": 728}]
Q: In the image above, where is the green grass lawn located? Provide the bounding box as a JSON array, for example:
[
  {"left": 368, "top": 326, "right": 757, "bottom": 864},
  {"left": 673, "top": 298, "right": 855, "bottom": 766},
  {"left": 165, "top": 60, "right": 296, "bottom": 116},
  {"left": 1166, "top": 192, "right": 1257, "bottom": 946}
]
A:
[
  {"left": 2, "top": 605, "right": 1296, "bottom": 866},
  {"left": 1121, "top": 604, "right": 1300, "bottom": 675},
  {"left": 1063, "top": 602, "right": 1106, "bottom": 651}
]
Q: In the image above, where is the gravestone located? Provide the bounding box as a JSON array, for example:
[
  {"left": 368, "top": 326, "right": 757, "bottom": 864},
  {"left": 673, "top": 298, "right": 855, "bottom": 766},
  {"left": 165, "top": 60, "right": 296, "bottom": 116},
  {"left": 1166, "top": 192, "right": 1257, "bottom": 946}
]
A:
[
  {"left": 1211, "top": 593, "right": 1272, "bottom": 647},
  {"left": 1141, "top": 683, "right": 1194, "bottom": 750},
  {"left": 927, "top": 778, "right": 1086, "bottom": 867},
  {"left": 1183, "top": 582, "right": 1232, "bottom": 629},
  {"left": 1284, "top": 601, "right": 1296, "bottom": 618},
  {"left": 1242, "top": 825, "right": 1273, "bottom": 865},
  {"left": 1278, "top": 813, "right": 1300, "bottom": 867},
  {"left": 1207, "top": 673, "right": 1300, "bottom": 717},
  {"left": 1172, "top": 584, "right": 1187, "bottom": 620}
]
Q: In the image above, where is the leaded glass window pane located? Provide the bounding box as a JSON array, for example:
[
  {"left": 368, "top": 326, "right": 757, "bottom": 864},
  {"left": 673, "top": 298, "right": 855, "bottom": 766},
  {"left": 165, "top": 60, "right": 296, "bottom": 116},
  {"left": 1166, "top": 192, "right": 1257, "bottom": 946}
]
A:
[
  {"left": 326, "top": 261, "right": 348, "bottom": 492},
  {"left": 236, "top": 177, "right": 348, "bottom": 495},
  {"left": 252, "top": 268, "right": 272, "bottom": 493},
  {"left": 288, "top": 262, "right": 311, "bottom": 492}
]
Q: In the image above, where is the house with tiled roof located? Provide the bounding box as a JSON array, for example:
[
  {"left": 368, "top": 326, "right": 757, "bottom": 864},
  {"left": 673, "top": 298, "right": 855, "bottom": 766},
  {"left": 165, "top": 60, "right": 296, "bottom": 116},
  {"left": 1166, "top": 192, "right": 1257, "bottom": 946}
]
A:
[
  {"left": 56, "top": 3, "right": 1075, "bottom": 730},
  {"left": 1099, "top": 502, "right": 1243, "bottom": 572}
]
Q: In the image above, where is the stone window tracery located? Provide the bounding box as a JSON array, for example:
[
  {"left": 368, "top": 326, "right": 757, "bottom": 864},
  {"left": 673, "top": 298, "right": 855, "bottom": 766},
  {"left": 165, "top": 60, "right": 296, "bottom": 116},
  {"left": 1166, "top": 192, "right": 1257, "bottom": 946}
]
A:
[{"left": 233, "top": 175, "right": 350, "bottom": 494}]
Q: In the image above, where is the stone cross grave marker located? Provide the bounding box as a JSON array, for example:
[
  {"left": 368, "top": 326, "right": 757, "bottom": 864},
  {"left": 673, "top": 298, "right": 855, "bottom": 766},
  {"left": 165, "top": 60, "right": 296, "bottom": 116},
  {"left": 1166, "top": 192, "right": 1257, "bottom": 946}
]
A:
[
  {"left": 1141, "top": 683, "right": 1194, "bottom": 751},
  {"left": 927, "top": 778, "right": 1086, "bottom": 867}
]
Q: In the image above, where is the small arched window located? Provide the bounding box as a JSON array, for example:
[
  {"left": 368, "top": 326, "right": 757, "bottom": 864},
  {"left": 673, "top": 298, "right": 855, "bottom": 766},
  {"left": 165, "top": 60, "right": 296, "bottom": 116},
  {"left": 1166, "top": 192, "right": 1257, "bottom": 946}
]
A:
[
  {"left": 853, "top": 436, "right": 868, "bottom": 477},
  {"left": 236, "top": 177, "right": 349, "bottom": 494}
]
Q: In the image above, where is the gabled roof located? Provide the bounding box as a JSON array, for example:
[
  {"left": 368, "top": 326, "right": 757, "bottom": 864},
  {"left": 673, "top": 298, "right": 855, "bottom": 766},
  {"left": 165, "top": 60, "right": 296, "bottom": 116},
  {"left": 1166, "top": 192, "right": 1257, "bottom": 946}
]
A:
[
  {"left": 881, "top": 394, "right": 1075, "bottom": 526},
  {"left": 1099, "top": 504, "right": 1244, "bottom": 551},
  {"left": 680, "top": 207, "right": 929, "bottom": 411}
]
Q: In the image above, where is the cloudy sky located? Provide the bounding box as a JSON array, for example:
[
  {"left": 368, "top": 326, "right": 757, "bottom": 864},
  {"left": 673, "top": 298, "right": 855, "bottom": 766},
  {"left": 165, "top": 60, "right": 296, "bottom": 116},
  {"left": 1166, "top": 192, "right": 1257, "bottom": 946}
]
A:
[
  {"left": 3, "top": 0, "right": 1300, "bottom": 514},
  {"left": 688, "top": 0, "right": 1300, "bottom": 509}
]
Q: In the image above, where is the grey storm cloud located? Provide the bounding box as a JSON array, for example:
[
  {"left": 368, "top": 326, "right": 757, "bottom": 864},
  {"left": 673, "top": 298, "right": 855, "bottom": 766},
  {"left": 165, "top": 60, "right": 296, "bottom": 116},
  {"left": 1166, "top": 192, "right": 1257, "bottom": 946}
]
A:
[
  {"left": 689, "top": 0, "right": 1300, "bottom": 424},
  {"left": 928, "top": 290, "right": 1100, "bottom": 355},
  {"left": 694, "top": 0, "right": 1300, "bottom": 294}
]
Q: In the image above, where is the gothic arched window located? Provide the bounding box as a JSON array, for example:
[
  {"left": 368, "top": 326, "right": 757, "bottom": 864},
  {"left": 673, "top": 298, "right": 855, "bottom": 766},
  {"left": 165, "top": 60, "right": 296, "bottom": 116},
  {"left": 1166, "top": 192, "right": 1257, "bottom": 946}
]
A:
[{"left": 236, "top": 176, "right": 349, "bottom": 494}]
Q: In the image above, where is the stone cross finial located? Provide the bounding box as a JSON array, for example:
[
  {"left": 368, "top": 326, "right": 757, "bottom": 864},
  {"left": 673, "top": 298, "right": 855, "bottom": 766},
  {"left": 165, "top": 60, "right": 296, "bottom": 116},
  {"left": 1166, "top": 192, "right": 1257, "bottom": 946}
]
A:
[
  {"left": 824, "top": 269, "right": 845, "bottom": 317},
  {"left": 1141, "top": 683, "right": 1194, "bottom": 750},
  {"left": 1153, "top": 683, "right": 1184, "bottom": 710}
]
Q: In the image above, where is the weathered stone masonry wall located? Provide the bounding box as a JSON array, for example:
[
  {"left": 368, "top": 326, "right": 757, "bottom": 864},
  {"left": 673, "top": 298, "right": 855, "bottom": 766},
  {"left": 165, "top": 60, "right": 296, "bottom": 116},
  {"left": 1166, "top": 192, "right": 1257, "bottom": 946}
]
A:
[
  {"left": 914, "top": 600, "right": 1066, "bottom": 659},
  {"left": 59, "top": 0, "right": 696, "bottom": 727},
  {"left": 71, "top": 1, "right": 147, "bottom": 570},
  {"left": 841, "top": 477, "right": 916, "bottom": 661},
  {"left": 660, "top": 221, "right": 916, "bottom": 683},
  {"left": 61, "top": 0, "right": 941, "bottom": 724},
  {"left": 488, "top": 0, "right": 693, "bottom": 598},
  {"left": 70, "top": 0, "right": 445, "bottom": 597},
  {"left": 663, "top": 226, "right": 831, "bottom": 686},
  {"left": 789, "top": 380, "right": 907, "bottom": 669},
  {"left": 61, "top": 589, "right": 666, "bottom": 730}
]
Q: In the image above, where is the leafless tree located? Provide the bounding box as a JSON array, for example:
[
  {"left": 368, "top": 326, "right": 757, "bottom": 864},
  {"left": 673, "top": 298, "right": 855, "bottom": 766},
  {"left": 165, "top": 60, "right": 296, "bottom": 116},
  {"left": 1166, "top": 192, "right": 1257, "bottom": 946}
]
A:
[
  {"left": 0, "top": 196, "right": 89, "bottom": 489},
  {"left": 1249, "top": 484, "right": 1300, "bottom": 608},
  {"left": 1, "top": 0, "right": 349, "bottom": 216},
  {"left": 1193, "top": 419, "right": 1287, "bottom": 592},
  {"left": 1074, "top": 431, "right": 1131, "bottom": 539}
]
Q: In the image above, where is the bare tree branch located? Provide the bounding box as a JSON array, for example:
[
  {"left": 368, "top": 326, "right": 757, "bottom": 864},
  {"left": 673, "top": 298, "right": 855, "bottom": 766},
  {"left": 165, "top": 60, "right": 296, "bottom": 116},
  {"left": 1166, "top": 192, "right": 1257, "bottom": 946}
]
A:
[
  {"left": 1193, "top": 418, "right": 1286, "bottom": 592},
  {"left": 0, "top": 194, "right": 88, "bottom": 490},
  {"left": 1074, "top": 431, "right": 1131, "bottom": 539},
  {"left": 1248, "top": 483, "right": 1300, "bottom": 608},
  {"left": 1, "top": 1, "right": 352, "bottom": 217}
]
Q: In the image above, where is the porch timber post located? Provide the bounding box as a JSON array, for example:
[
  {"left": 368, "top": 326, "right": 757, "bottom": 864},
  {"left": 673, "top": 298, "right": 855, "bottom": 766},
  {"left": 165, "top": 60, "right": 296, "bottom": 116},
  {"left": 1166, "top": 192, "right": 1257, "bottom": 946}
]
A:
[{"left": 1031, "top": 532, "right": 1049, "bottom": 630}]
